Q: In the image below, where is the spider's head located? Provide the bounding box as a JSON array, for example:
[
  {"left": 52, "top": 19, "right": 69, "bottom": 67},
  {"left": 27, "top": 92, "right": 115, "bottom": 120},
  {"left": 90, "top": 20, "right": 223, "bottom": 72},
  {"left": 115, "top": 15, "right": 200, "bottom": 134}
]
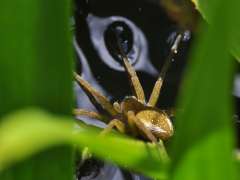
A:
[{"left": 136, "top": 110, "right": 174, "bottom": 140}]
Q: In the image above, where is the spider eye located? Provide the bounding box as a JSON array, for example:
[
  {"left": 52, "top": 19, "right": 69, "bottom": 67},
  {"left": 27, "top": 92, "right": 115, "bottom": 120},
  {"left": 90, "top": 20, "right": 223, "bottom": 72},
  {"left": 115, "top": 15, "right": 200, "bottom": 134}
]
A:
[{"left": 104, "top": 21, "right": 133, "bottom": 63}]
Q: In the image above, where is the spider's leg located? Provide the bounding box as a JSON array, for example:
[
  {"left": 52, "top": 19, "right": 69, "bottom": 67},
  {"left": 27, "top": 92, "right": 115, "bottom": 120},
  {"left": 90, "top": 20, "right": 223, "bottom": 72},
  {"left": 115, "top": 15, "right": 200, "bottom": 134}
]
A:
[
  {"left": 100, "top": 119, "right": 125, "bottom": 136},
  {"left": 147, "top": 77, "right": 163, "bottom": 107},
  {"left": 73, "top": 109, "right": 108, "bottom": 122},
  {"left": 116, "top": 37, "right": 145, "bottom": 103},
  {"left": 74, "top": 72, "right": 117, "bottom": 116},
  {"left": 125, "top": 111, "right": 138, "bottom": 137},
  {"left": 127, "top": 111, "right": 157, "bottom": 143},
  {"left": 121, "top": 56, "right": 146, "bottom": 103},
  {"left": 148, "top": 33, "right": 183, "bottom": 107}
]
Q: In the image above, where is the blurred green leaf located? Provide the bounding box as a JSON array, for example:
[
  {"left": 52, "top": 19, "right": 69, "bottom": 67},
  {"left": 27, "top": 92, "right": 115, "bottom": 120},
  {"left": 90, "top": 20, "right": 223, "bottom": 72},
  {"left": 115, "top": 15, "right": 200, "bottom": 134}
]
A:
[
  {"left": 0, "top": 0, "right": 73, "bottom": 179},
  {"left": 171, "top": 0, "right": 238, "bottom": 180},
  {"left": 237, "top": 152, "right": 240, "bottom": 176},
  {"left": 192, "top": 0, "right": 240, "bottom": 62},
  {"left": 0, "top": 109, "right": 169, "bottom": 179},
  {"left": 191, "top": 0, "right": 218, "bottom": 22},
  {"left": 231, "top": 36, "right": 240, "bottom": 61}
]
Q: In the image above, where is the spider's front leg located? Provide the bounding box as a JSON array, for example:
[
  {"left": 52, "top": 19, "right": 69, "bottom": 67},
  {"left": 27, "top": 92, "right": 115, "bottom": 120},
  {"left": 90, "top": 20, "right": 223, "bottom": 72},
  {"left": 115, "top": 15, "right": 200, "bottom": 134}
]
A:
[
  {"left": 115, "top": 34, "right": 146, "bottom": 103},
  {"left": 100, "top": 119, "right": 126, "bottom": 136},
  {"left": 121, "top": 56, "right": 146, "bottom": 103},
  {"left": 74, "top": 72, "right": 117, "bottom": 117},
  {"left": 148, "top": 33, "right": 183, "bottom": 107},
  {"left": 73, "top": 109, "right": 108, "bottom": 122}
]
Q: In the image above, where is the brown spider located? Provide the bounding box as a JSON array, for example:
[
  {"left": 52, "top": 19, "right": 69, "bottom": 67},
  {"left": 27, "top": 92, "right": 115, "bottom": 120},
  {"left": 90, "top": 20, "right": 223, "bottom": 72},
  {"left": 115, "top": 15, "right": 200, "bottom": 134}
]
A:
[{"left": 74, "top": 32, "right": 183, "bottom": 143}]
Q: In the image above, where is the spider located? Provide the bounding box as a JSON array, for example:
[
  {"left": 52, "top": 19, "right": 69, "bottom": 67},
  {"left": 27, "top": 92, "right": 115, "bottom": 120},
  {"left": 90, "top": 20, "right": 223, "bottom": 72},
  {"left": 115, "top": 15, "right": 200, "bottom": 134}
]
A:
[{"left": 73, "top": 32, "right": 183, "bottom": 143}]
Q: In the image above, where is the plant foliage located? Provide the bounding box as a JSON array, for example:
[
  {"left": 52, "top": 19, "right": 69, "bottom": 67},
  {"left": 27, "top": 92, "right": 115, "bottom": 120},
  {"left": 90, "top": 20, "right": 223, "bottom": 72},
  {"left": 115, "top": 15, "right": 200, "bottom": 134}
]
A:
[{"left": 0, "top": 0, "right": 239, "bottom": 179}]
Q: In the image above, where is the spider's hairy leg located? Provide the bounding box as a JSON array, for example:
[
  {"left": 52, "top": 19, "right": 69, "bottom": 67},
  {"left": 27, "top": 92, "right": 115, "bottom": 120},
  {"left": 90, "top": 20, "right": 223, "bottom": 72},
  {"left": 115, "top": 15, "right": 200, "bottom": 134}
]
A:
[
  {"left": 121, "top": 56, "right": 146, "bottom": 103},
  {"left": 148, "top": 33, "right": 183, "bottom": 107},
  {"left": 73, "top": 109, "right": 108, "bottom": 122},
  {"left": 127, "top": 111, "right": 157, "bottom": 143},
  {"left": 147, "top": 77, "right": 163, "bottom": 107},
  {"left": 115, "top": 34, "right": 145, "bottom": 103},
  {"left": 74, "top": 72, "right": 117, "bottom": 116},
  {"left": 126, "top": 111, "right": 138, "bottom": 137},
  {"left": 100, "top": 119, "right": 125, "bottom": 136}
]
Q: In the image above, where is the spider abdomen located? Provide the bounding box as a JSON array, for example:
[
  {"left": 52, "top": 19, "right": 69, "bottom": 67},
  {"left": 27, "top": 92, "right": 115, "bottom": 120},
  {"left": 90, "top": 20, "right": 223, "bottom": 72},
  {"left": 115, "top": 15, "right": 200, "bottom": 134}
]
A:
[{"left": 136, "top": 110, "right": 174, "bottom": 140}]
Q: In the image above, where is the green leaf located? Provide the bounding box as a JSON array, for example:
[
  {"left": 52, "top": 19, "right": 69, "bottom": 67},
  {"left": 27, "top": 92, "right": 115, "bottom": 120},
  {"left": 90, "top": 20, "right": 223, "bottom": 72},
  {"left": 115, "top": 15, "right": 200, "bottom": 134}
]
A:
[
  {"left": 236, "top": 151, "right": 240, "bottom": 173},
  {"left": 0, "top": 0, "right": 73, "bottom": 179},
  {"left": 192, "top": 0, "right": 240, "bottom": 62},
  {"left": 0, "top": 109, "right": 169, "bottom": 179},
  {"left": 171, "top": 0, "right": 238, "bottom": 180}
]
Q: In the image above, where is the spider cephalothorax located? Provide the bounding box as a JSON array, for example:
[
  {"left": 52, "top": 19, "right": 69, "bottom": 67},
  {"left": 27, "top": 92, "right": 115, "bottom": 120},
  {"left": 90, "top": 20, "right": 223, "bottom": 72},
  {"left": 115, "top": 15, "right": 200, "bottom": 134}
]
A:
[{"left": 74, "top": 32, "right": 183, "bottom": 142}]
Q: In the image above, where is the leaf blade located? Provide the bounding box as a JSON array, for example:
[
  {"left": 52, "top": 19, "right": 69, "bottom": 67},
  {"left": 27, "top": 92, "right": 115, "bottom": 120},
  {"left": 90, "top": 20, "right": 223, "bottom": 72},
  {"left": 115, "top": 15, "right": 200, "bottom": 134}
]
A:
[
  {"left": 0, "top": 109, "right": 168, "bottom": 179},
  {"left": 171, "top": 0, "right": 238, "bottom": 180}
]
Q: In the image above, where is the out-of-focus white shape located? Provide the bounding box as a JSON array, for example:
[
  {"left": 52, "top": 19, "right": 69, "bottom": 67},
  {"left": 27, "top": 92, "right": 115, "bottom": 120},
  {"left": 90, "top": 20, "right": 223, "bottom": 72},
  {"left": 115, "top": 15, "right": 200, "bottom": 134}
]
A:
[
  {"left": 167, "top": 30, "right": 191, "bottom": 45},
  {"left": 234, "top": 74, "right": 240, "bottom": 98},
  {"left": 183, "top": 30, "right": 191, "bottom": 42},
  {"left": 87, "top": 14, "right": 158, "bottom": 76}
]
